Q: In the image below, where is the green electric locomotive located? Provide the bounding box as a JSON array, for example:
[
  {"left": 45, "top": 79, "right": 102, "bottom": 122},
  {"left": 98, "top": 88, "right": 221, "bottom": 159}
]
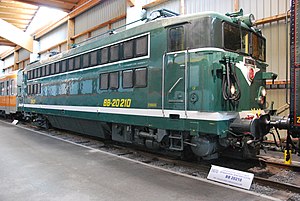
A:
[{"left": 19, "top": 10, "right": 281, "bottom": 159}]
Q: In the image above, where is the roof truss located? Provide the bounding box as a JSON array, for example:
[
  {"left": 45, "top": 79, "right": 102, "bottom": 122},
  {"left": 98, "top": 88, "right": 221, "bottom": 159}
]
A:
[{"left": 0, "top": 18, "right": 33, "bottom": 52}]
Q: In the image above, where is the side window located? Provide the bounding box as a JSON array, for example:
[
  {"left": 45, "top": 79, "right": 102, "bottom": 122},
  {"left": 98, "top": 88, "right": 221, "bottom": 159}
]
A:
[
  {"left": 34, "top": 68, "right": 38, "bottom": 78},
  {"left": 134, "top": 68, "right": 147, "bottom": 88},
  {"left": 28, "top": 85, "right": 31, "bottom": 95},
  {"left": 123, "top": 40, "right": 134, "bottom": 59},
  {"left": 61, "top": 60, "right": 67, "bottom": 72},
  {"left": 37, "top": 68, "right": 41, "bottom": 78},
  {"left": 68, "top": 58, "right": 74, "bottom": 71},
  {"left": 109, "top": 71, "right": 119, "bottom": 89},
  {"left": 31, "top": 85, "right": 34, "bottom": 94},
  {"left": 32, "top": 69, "right": 35, "bottom": 79},
  {"left": 6, "top": 81, "right": 9, "bottom": 95},
  {"left": 223, "top": 22, "right": 241, "bottom": 52},
  {"left": 82, "top": 53, "right": 89, "bottom": 68},
  {"left": 45, "top": 65, "right": 50, "bottom": 76},
  {"left": 34, "top": 84, "right": 38, "bottom": 94},
  {"left": 100, "top": 73, "right": 109, "bottom": 90},
  {"left": 0, "top": 82, "right": 3, "bottom": 96},
  {"left": 41, "top": 66, "right": 46, "bottom": 77},
  {"left": 50, "top": 63, "right": 55, "bottom": 75},
  {"left": 36, "top": 84, "right": 41, "bottom": 94},
  {"left": 122, "top": 70, "right": 133, "bottom": 88},
  {"left": 28, "top": 71, "right": 31, "bottom": 80},
  {"left": 10, "top": 80, "right": 14, "bottom": 95},
  {"left": 168, "top": 26, "right": 185, "bottom": 52},
  {"left": 100, "top": 47, "right": 109, "bottom": 64},
  {"left": 135, "top": 35, "right": 148, "bottom": 57},
  {"left": 110, "top": 44, "right": 119, "bottom": 62},
  {"left": 55, "top": 62, "right": 60, "bottom": 73},
  {"left": 90, "top": 51, "right": 98, "bottom": 66},
  {"left": 74, "top": 56, "right": 81, "bottom": 70}
]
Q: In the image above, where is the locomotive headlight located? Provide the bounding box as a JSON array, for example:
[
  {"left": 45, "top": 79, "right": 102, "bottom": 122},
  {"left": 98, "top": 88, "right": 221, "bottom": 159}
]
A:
[
  {"left": 257, "top": 86, "right": 267, "bottom": 106},
  {"left": 261, "top": 87, "right": 267, "bottom": 97},
  {"left": 248, "top": 67, "right": 255, "bottom": 82},
  {"left": 230, "top": 84, "right": 236, "bottom": 95}
]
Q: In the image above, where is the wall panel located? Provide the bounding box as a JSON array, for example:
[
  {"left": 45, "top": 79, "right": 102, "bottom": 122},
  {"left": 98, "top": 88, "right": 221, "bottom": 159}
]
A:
[
  {"left": 18, "top": 49, "right": 30, "bottom": 61},
  {"left": 3, "top": 54, "right": 14, "bottom": 69},
  {"left": 258, "top": 21, "right": 289, "bottom": 81},
  {"left": 186, "top": 0, "right": 234, "bottom": 14},
  {"left": 39, "top": 23, "right": 68, "bottom": 52},
  {"left": 240, "top": 0, "right": 290, "bottom": 19},
  {"left": 75, "top": 0, "right": 126, "bottom": 35}
]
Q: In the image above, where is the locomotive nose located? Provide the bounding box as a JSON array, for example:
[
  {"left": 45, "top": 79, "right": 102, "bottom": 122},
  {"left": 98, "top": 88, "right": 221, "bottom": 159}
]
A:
[{"left": 229, "top": 114, "right": 271, "bottom": 139}]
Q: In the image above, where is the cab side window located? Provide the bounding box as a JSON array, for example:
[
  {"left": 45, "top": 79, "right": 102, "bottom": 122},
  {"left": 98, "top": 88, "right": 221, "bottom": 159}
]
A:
[{"left": 168, "top": 26, "right": 185, "bottom": 52}]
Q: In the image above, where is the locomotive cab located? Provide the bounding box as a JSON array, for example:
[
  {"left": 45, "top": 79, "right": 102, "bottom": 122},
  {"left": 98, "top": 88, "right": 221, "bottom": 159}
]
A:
[{"left": 162, "top": 11, "right": 275, "bottom": 159}]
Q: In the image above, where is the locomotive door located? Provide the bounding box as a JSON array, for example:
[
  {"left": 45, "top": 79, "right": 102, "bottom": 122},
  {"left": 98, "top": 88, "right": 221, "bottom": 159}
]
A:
[{"left": 163, "top": 51, "right": 188, "bottom": 112}]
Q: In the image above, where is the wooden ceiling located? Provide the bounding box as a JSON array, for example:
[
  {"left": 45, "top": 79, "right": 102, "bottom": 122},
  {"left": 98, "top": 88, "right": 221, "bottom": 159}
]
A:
[
  {"left": 0, "top": 0, "right": 82, "bottom": 48},
  {"left": 16, "top": 0, "right": 83, "bottom": 12}
]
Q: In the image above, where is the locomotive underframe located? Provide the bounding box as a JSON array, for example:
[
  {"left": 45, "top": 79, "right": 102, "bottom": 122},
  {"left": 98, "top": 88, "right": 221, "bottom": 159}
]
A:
[{"left": 22, "top": 107, "right": 264, "bottom": 160}]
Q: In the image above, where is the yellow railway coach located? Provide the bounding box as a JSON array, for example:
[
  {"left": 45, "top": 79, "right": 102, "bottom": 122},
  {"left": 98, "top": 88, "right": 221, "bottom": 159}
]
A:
[{"left": 0, "top": 71, "right": 18, "bottom": 116}]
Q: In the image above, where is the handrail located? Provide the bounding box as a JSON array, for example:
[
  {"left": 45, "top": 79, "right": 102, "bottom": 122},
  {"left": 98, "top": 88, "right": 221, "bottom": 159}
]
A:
[
  {"left": 168, "top": 77, "right": 183, "bottom": 94},
  {"left": 162, "top": 53, "right": 166, "bottom": 117},
  {"left": 184, "top": 50, "right": 188, "bottom": 117}
]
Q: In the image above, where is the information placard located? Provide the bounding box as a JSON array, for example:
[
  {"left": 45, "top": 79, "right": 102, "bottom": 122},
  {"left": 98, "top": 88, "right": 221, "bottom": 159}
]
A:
[
  {"left": 207, "top": 165, "right": 254, "bottom": 190},
  {"left": 12, "top": 120, "right": 18, "bottom": 125}
]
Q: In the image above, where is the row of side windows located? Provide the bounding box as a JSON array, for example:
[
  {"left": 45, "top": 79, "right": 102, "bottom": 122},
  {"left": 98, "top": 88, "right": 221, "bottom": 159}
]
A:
[
  {"left": 100, "top": 67, "right": 147, "bottom": 90},
  {"left": 27, "top": 35, "right": 149, "bottom": 80},
  {"left": 28, "top": 84, "right": 41, "bottom": 95},
  {"left": 26, "top": 68, "right": 147, "bottom": 95},
  {"left": 0, "top": 80, "right": 15, "bottom": 96}
]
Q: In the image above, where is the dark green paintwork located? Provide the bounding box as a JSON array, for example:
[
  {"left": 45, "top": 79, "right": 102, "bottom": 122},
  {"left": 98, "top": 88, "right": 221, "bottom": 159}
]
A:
[{"left": 21, "top": 12, "right": 268, "bottom": 138}]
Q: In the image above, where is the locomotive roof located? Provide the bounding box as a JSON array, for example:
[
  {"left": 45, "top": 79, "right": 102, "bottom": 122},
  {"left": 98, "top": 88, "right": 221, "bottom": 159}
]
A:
[{"left": 26, "top": 11, "right": 253, "bottom": 70}]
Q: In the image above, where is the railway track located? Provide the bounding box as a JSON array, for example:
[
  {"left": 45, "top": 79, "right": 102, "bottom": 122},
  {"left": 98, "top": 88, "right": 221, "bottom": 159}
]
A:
[
  {"left": 258, "top": 155, "right": 300, "bottom": 172},
  {"left": 4, "top": 119, "right": 300, "bottom": 198},
  {"left": 124, "top": 148, "right": 300, "bottom": 194},
  {"left": 254, "top": 176, "right": 300, "bottom": 194}
]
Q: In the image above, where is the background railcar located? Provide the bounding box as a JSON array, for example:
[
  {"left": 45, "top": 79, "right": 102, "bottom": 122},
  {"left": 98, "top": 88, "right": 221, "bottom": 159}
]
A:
[
  {"left": 0, "top": 71, "right": 18, "bottom": 117},
  {"left": 19, "top": 11, "right": 284, "bottom": 159}
]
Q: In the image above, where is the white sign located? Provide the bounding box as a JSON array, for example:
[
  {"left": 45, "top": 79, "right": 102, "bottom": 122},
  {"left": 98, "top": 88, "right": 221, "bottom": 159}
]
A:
[
  {"left": 12, "top": 120, "right": 19, "bottom": 125},
  {"left": 207, "top": 165, "right": 254, "bottom": 190}
]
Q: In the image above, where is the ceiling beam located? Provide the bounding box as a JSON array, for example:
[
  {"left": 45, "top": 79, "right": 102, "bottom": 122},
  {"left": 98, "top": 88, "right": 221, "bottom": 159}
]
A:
[
  {"left": 142, "top": 0, "right": 168, "bottom": 9},
  {"left": 0, "top": 41, "right": 16, "bottom": 46},
  {"left": 3, "top": 19, "right": 31, "bottom": 25},
  {"left": 0, "top": 2, "right": 38, "bottom": 10},
  {"left": 16, "top": 0, "right": 77, "bottom": 11},
  {"left": 0, "top": 18, "right": 33, "bottom": 52},
  {"left": 127, "top": 0, "right": 135, "bottom": 7},
  {"left": 0, "top": 13, "right": 34, "bottom": 20},
  {"left": 69, "top": 0, "right": 102, "bottom": 18},
  {"left": 0, "top": 7, "right": 37, "bottom": 15},
  {"left": 0, "top": 47, "right": 14, "bottom": 60}
]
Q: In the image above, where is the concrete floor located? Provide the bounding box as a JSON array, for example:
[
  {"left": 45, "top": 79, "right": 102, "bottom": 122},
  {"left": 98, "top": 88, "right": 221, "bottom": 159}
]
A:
[{"left": 0, "top": 121, "right": 277, "bottom": 201}]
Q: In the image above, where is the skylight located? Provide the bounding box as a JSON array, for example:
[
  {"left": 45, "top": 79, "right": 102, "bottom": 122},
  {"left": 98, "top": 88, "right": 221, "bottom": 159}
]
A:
[{"left": 26, "top": 7, "right": 67, "bottom": 35}]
